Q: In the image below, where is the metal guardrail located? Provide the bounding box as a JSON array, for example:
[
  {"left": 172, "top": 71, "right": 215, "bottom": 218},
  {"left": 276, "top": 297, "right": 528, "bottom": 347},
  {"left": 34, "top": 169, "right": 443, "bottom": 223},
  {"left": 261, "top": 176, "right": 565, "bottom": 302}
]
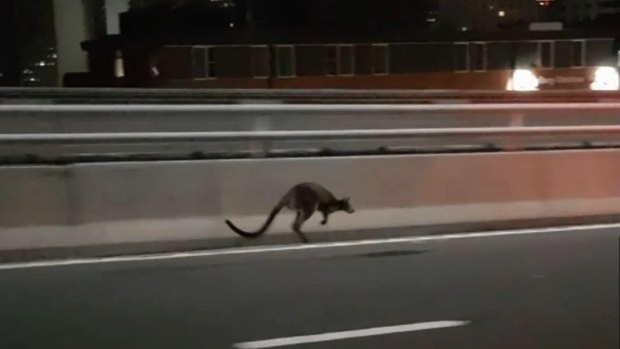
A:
[
  {"left": 1, "top": 102, "right": 620, "bottom": 112},
  {"left": 2, "top": 87, "right": 620, "bottom": 104},
  {"left": 2, "top": 126, "right": 619, "bottom": 145}
]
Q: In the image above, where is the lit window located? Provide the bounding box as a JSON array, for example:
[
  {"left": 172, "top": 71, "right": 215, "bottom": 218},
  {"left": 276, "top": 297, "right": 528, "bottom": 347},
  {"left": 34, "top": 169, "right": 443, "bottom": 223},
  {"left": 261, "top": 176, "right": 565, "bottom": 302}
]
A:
[{"left": 114, "top": 50, "right": 125, "bottom": 78}]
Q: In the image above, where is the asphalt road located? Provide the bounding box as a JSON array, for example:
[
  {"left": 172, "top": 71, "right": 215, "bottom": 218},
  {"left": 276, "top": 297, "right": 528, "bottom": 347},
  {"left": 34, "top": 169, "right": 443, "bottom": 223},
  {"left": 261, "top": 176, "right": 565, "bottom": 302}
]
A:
[{"left": 0, "top": 226, "right": 618, "bottom": 349}]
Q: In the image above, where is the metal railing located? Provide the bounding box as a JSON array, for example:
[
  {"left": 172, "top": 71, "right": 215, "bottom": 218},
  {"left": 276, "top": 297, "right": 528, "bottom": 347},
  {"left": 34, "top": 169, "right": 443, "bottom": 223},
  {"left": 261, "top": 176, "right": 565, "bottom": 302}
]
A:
[
  {"left": 2, "top": 126, "right": 619, "bottom": 145},
  {"left": 1, "top": 102, "right": 620, "bottom": 112},
  {"left": 2, "top": 87, "right": 620, "bottom": 104}
]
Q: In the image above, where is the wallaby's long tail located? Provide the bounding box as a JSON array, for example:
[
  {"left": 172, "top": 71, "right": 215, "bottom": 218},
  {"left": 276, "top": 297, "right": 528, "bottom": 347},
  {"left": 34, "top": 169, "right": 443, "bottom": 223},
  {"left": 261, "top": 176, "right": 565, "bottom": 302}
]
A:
[{"left": 225, "top": 206, "right": 282, "bottom": 238}]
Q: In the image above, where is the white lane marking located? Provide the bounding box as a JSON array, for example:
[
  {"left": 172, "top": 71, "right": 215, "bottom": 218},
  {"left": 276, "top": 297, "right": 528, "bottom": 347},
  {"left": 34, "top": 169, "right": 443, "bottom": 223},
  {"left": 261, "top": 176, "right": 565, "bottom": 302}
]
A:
[
  {"left": 233, "top": 320, "right": 470, "bottom": 348},
  {"left": 1, "top": 222, "right": 619, "bottom": 271}
]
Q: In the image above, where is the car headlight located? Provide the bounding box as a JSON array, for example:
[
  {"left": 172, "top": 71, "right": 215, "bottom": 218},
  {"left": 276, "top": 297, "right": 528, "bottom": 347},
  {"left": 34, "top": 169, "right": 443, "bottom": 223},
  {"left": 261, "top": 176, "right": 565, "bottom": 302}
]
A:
[
  {"left": 506, "top": 69, "right": 539, "bottom": 91},
  {"left": 590, "top": 66, "right": 620, "bottom": 91}
]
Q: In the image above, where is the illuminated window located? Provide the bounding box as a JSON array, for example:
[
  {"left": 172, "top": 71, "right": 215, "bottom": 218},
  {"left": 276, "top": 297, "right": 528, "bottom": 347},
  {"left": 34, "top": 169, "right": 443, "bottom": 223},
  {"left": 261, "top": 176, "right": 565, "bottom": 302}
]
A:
[
  {"left": 192, "top": 46, "right": 216, "bottom": 79},
  {"left": 114, "top": 50, "right": 125, "bottom": 78}
]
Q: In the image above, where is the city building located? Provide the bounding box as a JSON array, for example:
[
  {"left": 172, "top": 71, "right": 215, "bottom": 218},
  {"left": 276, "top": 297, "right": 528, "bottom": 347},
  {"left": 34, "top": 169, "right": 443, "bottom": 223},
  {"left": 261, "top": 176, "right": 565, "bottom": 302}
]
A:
[
  {"left": 61, "top": 0, "right": 619, "bottom": 90},
  {"left": 69, "top": 30, "right": 620, "bottom": 90},
  {"left": 437, "top": 0, "right": 555, "bottom": 32},
  {"left": 0, "top": 0, "right": 58, "bottom": 87},
  {"left": 129, "top": 0, "right": 236, "bottom": 9},
  {"left": 558, "top": 0, "right": 620, "bottom": 22},
  {"left": 53, "top": 0, "right": 130, "bottom": 85}
]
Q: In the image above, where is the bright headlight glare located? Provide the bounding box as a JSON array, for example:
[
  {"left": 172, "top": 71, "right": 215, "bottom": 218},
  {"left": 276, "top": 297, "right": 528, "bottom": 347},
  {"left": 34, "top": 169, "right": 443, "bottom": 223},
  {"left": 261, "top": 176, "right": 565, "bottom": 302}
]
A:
[
  {"left": 590, "top": 66, "right": 620, "bottom": 91},
  {"left": 507, "top": 69, "right": 539, "bottom": 91}
]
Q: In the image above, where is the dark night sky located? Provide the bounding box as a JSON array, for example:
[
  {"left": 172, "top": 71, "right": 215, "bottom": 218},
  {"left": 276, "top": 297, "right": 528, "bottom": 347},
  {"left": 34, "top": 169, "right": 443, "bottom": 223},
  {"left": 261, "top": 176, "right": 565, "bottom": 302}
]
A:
[
  {"left": 0, "top": 0, "right": 20, "bottom": 85},
  {"left": 0, "top": 0, "right": 57, "bottom": 86}
]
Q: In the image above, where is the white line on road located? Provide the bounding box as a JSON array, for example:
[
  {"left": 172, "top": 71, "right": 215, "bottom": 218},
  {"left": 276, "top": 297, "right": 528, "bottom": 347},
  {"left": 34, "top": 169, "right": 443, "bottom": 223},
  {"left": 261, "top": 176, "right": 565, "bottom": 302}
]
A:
[
  {"left": 1, "top": 222, "right": 619, "bottom": 271},
  {"left": 233, "top": 320, "right": 470, "bottom": 348}
]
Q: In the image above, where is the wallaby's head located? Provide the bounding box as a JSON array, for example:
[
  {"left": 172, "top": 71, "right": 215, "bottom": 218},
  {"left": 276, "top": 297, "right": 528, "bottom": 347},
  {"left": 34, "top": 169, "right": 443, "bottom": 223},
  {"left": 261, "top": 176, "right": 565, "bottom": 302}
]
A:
[{"left": 338, "top": 197, "right": 355, "bottom": 214}]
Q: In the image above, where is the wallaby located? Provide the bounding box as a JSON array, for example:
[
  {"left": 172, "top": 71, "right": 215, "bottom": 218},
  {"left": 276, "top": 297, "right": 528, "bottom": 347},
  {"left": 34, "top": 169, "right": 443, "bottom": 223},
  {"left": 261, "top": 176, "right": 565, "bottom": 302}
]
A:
[{"left": 225, "top": 182, "right": 355, "bottom": 243}]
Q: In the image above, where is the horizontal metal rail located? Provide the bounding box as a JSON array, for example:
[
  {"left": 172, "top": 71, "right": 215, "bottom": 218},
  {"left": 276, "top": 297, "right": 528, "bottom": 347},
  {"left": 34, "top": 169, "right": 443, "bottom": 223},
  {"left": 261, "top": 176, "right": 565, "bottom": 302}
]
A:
[
  {"left": 2, "top": 87, "right": 620, "bottom": 99},
  {"left": 1, "top": 103, "right": 620, "bottom": 113},
  {"left": 2, "top": 126, "right": 619, "bottom": 145}
]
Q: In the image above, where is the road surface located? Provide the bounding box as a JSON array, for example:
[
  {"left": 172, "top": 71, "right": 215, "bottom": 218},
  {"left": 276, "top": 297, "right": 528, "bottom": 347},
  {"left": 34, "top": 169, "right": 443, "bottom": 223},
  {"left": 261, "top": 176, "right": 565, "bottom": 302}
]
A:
[{"left": 0, "top": 226, "right": 618, "bottom": 349}]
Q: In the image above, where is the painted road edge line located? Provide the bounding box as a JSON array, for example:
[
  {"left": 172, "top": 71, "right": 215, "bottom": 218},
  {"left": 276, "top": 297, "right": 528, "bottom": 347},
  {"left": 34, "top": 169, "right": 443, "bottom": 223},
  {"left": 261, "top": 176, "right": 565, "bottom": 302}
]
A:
[
  {"left": 1, "top": 222, "right": 620, "bottom": 271},
  {"left": 233, "top": 320, "right": 470, "bottom": 348}
]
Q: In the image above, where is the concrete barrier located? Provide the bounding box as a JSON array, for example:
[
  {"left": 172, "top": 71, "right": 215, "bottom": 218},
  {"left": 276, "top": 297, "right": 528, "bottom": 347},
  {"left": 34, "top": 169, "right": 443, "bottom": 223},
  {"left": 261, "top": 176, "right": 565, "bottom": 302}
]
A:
[{"left": 1, "top": 149, "right": 620, "bottom": 260}]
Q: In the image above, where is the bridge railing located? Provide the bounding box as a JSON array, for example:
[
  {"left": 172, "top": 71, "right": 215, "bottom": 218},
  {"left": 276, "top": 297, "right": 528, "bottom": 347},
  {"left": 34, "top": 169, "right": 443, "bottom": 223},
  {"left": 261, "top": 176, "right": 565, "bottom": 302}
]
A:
[
  {"left": 1, "top": 126, "right": 619, "bottom": 164},
  {"left": 2, "top": 126, "right": 620, "bottom": 144},
  {"left": 2, "top": 87, "right": 620, "bottom": 104}
]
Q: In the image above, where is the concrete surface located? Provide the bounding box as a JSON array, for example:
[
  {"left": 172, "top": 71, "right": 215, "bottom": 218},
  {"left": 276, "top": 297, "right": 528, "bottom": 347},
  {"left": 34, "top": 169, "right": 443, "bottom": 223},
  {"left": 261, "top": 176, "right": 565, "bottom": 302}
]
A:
[{"left": 1, "top": 150, "right": 620, "bottom": 260}]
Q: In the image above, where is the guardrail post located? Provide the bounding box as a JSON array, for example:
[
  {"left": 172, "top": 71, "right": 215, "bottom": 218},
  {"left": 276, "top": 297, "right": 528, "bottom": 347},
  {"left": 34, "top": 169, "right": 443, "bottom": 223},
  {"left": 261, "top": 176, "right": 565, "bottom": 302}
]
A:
[
  {"left": 251, "top": 116, "right": 272, "bottom": 157},
  {"left": 503, "top": 112, "right": 525, "bottom": 151}
]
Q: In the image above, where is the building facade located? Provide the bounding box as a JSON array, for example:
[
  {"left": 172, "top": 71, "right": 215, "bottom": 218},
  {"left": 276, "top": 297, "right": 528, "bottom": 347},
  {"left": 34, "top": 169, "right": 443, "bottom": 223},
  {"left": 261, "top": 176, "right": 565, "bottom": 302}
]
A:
[
  {"left": 70, "top": 30, "right": 619, "bottom": 90},
  {"left": 437, "top": 0, "right": 553, "bottom": 32},
  {"left": 559, "top": 0, "right": 620, "bottom": 22},
  {"left": 65, "top": 0, "right": 619, "bottom": 90},
  {"left": 53, "top": 0, "right": 129, "bottom": 85}
]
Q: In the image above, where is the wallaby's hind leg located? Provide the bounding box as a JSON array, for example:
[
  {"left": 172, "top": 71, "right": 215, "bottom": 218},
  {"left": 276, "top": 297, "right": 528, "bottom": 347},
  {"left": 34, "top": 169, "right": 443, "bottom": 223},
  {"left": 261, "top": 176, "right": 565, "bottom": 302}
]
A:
[
  {"left": 292, "top": 209, "right": 312, "bottom": 243},
  {"left": 320, "top": 210, "right": 329, "bottom": 225}
]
